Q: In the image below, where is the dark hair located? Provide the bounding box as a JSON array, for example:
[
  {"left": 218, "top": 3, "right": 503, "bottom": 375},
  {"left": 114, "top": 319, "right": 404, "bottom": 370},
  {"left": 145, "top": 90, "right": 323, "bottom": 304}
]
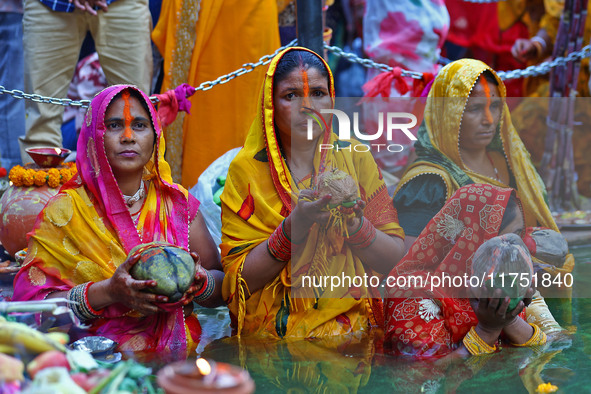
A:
[
  {"left": 499, "top": 193, "right": 521, "bottom": 233},
  {"left": 273, "top": 50, "right": 329, "bottom": 87},
  {"left": 480, "top": 70, "right": 499, "bottom": 87}
]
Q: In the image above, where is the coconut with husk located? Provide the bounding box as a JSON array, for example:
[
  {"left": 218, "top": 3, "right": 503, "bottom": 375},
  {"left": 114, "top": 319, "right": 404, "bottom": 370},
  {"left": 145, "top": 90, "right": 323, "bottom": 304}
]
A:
[
  {"left": 317, "top": 168, "right": 359, "bottom": 210},
  {"left": 316, "top": 168, "right": 359, "bottom": 237}
]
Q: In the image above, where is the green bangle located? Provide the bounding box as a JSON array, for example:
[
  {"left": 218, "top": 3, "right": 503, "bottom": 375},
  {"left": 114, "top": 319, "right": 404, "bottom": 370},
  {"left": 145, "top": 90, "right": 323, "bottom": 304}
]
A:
[{"left": 347, "top": 217, "right": 365, "bottom": 237}]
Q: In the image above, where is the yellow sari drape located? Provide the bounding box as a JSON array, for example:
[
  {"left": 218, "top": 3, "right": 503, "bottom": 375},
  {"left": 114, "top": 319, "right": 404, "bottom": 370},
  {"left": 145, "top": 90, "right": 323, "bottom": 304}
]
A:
[
  {"left": 220, "top": 47, "right": 403, "bottom": 339},
  {"left": 152, "top": 0, "right": 281, "bottom": 187}
]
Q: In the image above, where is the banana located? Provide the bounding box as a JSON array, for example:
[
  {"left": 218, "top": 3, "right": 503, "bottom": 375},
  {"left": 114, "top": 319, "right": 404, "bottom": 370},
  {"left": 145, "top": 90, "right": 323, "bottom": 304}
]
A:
[
  {"left": 0, "top": 343, "right": 18, "bottom": 355},
  {"left": 46, "top": 331, "right": 70, "bottom": 345},
  {"left": 0, "top": 321, "right": 66, "bottom": 354}
]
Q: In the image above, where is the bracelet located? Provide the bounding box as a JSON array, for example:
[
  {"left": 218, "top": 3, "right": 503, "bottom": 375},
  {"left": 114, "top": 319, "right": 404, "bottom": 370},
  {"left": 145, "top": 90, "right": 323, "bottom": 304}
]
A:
[
  {"left": 512, "top": 323, "right": 547, "bottom": 347},
  {"left": 345, "top": 218, "right": 377, "bottom": 249},
  {"left": 531, "top": 36, "right": 547, "bottom": 57},
  {"left": 267, "top": 219, "right": 294, "bottom": 262},
  {"left": 463, "top": 326, "right": 498, "bottom": 355},
  {"left": 194, "top": 270, "right": 215, "bottom": 303},
  {"left": 67, "top": 282, "right": 102, "bottom": 322}
]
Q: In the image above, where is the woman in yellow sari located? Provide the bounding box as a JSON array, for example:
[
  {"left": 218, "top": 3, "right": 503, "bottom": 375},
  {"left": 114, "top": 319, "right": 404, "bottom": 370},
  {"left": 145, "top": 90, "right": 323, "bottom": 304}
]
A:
[
  {"left": 13, "top": 85, "right": 224, "bottom": 357},
  {"left": 393, "top": 58, "right": 574, "bottom": 327},
  {"left": 220, "top": 47, "right": 405, "bottom": 339}
]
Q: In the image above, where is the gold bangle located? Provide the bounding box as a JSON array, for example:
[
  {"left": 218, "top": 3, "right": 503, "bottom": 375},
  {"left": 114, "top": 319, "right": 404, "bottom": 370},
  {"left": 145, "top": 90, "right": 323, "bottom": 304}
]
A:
[
  {"left": 512, "top": 323, "right": 547, "bottom": 347},
  {"left": 463, "top": 326, "right": 498, "bottom": 355}
]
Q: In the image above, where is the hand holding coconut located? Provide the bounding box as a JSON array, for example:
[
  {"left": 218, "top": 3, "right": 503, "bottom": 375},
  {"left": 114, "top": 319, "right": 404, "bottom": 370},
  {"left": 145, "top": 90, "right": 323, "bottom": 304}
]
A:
[{"left": 465, "top": 234, "right": 545, "bottom": 351}]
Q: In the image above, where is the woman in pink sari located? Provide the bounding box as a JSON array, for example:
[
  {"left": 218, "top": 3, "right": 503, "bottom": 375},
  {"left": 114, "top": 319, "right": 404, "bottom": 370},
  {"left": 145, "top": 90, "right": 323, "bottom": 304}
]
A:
[{"left": 13, "top": 85, "right": 224, "bottom": 357}]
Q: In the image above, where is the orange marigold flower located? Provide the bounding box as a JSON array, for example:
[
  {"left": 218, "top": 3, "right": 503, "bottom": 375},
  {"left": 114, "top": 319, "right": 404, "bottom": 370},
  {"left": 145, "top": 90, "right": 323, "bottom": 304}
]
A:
[
  {"left": 34, "top": 171, "right": 47, "bottom": 187},
  {"left": 59, "top": 168, "right": 73, "bottom": 183},
  {"left": 47, "top": 168, "right": 61, "bottom": 188},
  {"left": 9, "top": 166, "right": 25, "bottom": 186},
  {"left": 23, "top": 169, "right": 35, "bottom": 187}
]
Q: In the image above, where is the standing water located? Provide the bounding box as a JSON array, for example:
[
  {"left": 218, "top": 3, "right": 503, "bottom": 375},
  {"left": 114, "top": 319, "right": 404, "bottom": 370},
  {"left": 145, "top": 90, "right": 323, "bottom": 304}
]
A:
[{"left": 195, "top": 245, "right": 591, "bottom": 393}]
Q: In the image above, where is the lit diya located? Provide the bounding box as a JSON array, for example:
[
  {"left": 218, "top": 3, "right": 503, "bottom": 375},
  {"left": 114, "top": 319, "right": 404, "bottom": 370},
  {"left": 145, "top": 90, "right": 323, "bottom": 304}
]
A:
[
  {"left": 157, "top": 358, "right": 255, "bottom": 394},
  {"left": 25, "top": 147, "right": 71, "bottom": 168}
]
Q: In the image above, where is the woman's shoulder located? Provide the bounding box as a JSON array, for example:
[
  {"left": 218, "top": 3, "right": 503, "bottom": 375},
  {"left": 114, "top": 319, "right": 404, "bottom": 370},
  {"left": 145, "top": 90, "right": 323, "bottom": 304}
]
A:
[{"left": 394, "top": 173, "right": 448, "bottom": 206}]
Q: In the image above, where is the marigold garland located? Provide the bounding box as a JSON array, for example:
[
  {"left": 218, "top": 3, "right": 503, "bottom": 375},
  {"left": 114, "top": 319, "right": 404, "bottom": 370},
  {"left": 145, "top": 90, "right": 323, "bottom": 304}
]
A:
[{"left": 9, "top": 163, "right": 76, "bottom": 188}]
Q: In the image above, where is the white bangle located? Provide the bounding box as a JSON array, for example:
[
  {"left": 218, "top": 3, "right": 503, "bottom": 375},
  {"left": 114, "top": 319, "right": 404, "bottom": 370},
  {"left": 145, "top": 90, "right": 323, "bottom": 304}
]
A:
[{"left": 531, "top": 36, "right": 547, "bottom": 52}]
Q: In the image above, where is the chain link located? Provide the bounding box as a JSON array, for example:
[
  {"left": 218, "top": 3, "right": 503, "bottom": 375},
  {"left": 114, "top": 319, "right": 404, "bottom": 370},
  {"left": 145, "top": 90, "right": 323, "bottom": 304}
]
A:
[
  {"left": 325, "top": 42, "right": 591, "bottom": 81},
  {"left": 461, "top": 0, "right": 505, "bottom": 3},
  {"left": 193, "top": 39, "right": 298, "bottom": 92},
  {"left": 3, "top": 39, "right": 590, "bottom": 107},
  {"left": 0, "top": 39, "right": 298, "bottom": 108},
  {"left": 324, "top": 43, "right": 424, "bottom": 79},
  {"left": 497, "top": 44, "right": 591, "bottom": 79}
]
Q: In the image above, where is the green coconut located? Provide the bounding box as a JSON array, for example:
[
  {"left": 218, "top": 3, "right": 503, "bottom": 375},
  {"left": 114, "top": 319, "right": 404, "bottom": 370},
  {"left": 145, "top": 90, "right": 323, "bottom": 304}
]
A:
[{"left": 129, "top": 243, "right": 196, "bottom": 302}]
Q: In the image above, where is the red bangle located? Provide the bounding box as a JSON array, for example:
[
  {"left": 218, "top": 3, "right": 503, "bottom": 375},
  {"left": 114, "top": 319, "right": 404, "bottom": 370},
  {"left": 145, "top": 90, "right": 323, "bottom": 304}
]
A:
[
  {"left": 193, "top": 271, "right": 209, "bottom": 298},
  {"left": 346, "top": 218, "right": 377, "bottom": 249},
  {"left": 267, "top": 220, "right": 293, "bottom": 262},
  {"left": 84, "top": 282, "right": 103, "bottom": 316}
]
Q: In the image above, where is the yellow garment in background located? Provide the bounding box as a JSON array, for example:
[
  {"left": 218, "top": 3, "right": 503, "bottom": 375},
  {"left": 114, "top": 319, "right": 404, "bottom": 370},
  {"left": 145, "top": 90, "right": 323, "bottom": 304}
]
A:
[
  {"left": 220, "top": 47, "right": 403, "bottom": 339},
  {"left": 152, "top": 0, "right": 280, "bottom": 187}
]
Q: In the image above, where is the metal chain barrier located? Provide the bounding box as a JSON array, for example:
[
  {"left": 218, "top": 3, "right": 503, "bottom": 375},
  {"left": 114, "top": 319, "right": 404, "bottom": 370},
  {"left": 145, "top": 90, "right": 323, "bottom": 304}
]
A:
[
  {"left": 461, "top": 0, "right": 505, "bottom": 3},
  {"left": 0, "top": 39, "right": 298, "bottom": 109},
  {"left": 323, "top": 43, "right": 424, "bottom": 79},
  {"left": 497, "top": 44, "right": 591, "bottom": 80},
  {"left": 192, "top": 38, "right": 298, "bottom": 91},
  {"left": 2, "top": 39, "right": 590, "bottom": 107},
  {"left": 325, "top": 42, "right": 591, "bottom": 81}
]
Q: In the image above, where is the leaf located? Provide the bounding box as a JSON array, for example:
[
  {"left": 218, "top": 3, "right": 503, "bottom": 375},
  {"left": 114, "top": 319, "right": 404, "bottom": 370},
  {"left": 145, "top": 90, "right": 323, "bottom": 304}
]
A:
[
  {"left": 336, "top": 313, "right": 351, "bottom": 328},
  {"left": 227, "top": 243, "right": 253, "bottom": 256},
  {"left": 254, "top": 148, "right": 268, "bottom": 162},
  {"left": 237, "top": 184, "right": 255, "bottom": 221},
  {"left": 275, "top": 293, "right": 290, "bottom": 338}
]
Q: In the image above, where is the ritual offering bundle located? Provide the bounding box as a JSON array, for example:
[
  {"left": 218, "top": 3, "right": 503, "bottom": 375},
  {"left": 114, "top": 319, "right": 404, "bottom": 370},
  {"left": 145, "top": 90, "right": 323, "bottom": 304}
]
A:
[
  {"left": 316, "top": 168, "right": 359, "bottom": 236},
  {"left": 471, "top": 234, "right": 534, "bottom": 310}
]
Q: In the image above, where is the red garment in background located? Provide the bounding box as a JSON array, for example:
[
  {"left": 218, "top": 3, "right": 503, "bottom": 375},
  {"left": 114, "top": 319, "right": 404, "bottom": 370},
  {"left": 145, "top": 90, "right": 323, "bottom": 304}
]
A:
[{"left": 445, "top": 0, "right": 528, "bottom": 98}]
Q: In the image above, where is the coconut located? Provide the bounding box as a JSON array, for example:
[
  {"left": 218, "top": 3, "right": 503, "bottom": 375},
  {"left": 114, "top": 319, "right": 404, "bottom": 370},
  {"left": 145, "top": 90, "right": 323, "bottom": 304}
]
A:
[
  {"left": 317, "top": 168, "right": 359, "bottom": 209},
  {"left": 471, "top": 234, "right": 533, "bottom": 309},
  {"left": 529, "top": 228, "right": 568, "bottom": 268}
]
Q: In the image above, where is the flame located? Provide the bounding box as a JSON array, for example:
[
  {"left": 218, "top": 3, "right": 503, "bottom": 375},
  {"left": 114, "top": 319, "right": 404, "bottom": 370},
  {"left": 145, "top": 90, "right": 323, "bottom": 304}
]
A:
[
  {"left": 54, "top": 148, "right": 62, "bottom": 156},
  {"left": 196, "top": 358, "right": 211, "bottom": 376}
]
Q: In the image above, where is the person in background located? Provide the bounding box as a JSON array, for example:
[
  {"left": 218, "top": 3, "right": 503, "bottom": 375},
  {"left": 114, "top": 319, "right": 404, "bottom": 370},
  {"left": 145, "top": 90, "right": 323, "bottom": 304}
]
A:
[
  {"left": 18, "top": 0, "right": 152, "bottom": 164},
  {"left": 0, "top": 0, "right": 25, "bottom": 171},
  {"left": 152, "top": 0, "right": 280, "bottom": 186}
]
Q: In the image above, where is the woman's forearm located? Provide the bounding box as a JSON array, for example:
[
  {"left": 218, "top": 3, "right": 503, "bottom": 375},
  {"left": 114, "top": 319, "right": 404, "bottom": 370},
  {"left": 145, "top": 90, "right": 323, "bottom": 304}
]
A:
[
  {"left": 85, "top": 280, "right": 114, "bottom": 310},
  {"left": 502, "top": 317, "right": 535, "bottom": 345},
  {"left": 241, "top": 240, "right": 288, "bottom": 295},
  {"left": 195, "top": 269, "right": 226, "bottom": 308},
  {"left": 350, "top": 230, "right": 406, "bottom": 275}
]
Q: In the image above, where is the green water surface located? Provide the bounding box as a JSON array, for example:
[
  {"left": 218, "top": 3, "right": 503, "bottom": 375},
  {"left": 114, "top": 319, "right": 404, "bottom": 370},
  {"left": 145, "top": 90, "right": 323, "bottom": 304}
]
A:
[{"left": 194, "top": 246, "right": 591, "bottom": 393}]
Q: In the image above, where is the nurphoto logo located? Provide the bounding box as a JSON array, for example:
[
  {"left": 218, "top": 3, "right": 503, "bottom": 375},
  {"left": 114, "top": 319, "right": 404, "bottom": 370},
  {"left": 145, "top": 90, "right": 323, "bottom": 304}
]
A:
[{"left": 305, "top": 109, "right": 418, "bottom": 152}]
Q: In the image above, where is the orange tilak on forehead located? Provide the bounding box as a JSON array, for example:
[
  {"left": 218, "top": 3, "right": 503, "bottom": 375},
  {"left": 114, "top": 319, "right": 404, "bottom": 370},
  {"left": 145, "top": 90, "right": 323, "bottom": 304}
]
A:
[
  {"left": 301, "top": 67, "right": 311, "bottom": 109},
  {"left": 122, "top": 91, "right": 133, "bottom": 139},
  {"left": 479, "top": 75, "right": 494, "bottom": 123}
]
